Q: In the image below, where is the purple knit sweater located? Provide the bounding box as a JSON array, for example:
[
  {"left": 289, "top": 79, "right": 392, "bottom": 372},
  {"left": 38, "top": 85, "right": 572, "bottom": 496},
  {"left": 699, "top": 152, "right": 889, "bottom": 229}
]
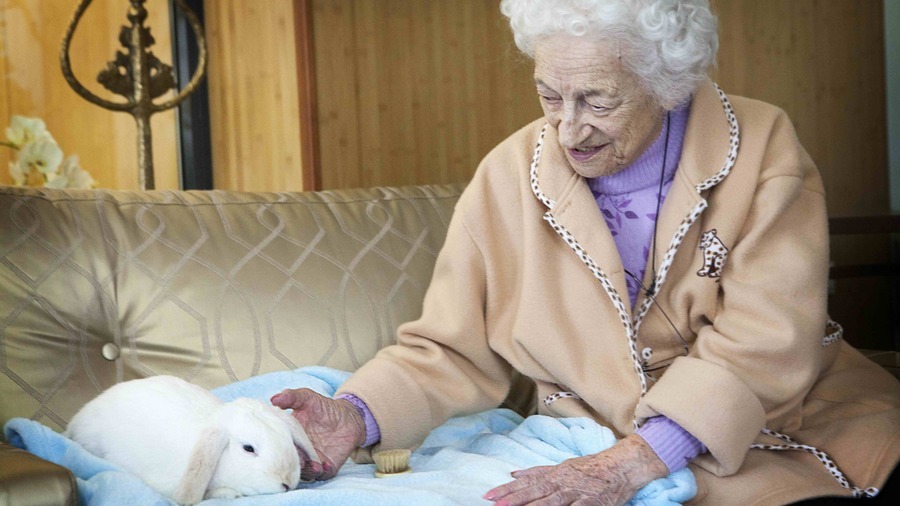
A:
[{"left": 339, "top": 100, "right": 707, "bottom": 473}]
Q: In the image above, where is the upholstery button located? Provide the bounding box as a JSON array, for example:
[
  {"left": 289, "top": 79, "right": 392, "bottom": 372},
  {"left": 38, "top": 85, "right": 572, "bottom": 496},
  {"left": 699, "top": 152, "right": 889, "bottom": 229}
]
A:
[{"left": 101, "top": 343, "right": 120, "bottom": 361}]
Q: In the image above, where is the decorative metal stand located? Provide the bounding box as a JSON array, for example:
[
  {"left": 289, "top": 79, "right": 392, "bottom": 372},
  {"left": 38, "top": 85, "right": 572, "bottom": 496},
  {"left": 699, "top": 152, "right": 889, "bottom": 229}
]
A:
[{"left": 60, "top": 0, "right": 207, "bottom": 190}]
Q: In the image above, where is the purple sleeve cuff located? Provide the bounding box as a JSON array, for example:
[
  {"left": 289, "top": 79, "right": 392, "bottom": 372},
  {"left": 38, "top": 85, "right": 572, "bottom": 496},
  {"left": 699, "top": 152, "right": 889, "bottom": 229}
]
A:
[
  {"left": 635, "top": 416, "right": 707, "bottom": 473},
  {"left": 335, "top": 393, "right": 381, "bottom": 448}
]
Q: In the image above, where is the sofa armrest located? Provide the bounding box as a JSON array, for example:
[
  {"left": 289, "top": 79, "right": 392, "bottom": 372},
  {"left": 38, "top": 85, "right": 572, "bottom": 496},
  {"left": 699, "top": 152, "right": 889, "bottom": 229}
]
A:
[{"left": 0, "top": 441, "right": 77, "bottom": 506}]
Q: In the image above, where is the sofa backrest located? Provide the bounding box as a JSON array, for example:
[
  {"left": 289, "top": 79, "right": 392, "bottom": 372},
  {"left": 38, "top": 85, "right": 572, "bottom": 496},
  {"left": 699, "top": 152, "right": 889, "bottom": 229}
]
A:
[{"left": 0, "top": 184, "right": 465, "bottom": 433}]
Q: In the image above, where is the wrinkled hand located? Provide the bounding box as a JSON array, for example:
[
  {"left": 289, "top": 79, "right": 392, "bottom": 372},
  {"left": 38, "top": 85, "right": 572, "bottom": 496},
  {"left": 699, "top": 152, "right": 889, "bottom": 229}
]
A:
[
  {"left": 271, "top": 388, "right": 366, "bottom": 482},
  {"left": 483, "top": 434, "right": 669, "bottom": 506}
]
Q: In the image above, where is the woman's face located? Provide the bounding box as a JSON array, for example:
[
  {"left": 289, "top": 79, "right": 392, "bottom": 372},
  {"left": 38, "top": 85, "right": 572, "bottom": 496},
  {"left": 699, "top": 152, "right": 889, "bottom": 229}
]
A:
[{"left": 533, "top": 34, "right": 665, "bottom": 178}]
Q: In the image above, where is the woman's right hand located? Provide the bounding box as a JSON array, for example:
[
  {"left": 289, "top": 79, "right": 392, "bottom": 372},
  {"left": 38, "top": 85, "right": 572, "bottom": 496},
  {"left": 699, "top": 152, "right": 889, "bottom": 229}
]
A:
[{"left": 270, "top": 388, "right": 367, "bottom": 481}]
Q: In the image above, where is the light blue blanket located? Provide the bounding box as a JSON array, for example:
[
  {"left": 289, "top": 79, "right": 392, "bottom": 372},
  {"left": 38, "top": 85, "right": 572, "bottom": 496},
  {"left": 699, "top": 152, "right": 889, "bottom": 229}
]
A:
[{"left": 4, "top": 367, "right": 695, "bottom": 505}]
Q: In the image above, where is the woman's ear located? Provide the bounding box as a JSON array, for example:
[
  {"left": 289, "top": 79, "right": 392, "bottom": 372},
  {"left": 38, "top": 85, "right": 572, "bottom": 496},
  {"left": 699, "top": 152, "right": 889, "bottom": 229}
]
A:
[{"left": 172, "top": 426, "right": 229, "bottom": 505}]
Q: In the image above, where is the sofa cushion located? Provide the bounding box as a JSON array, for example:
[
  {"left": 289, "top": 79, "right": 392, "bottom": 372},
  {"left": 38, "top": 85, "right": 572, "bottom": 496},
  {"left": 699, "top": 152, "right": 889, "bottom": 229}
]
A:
[
  {"left": 0, "top": 441, "right": 76, "bottom": 506},
  {"left": 0, "top": 184, "right": 465, "bottom": 433}
]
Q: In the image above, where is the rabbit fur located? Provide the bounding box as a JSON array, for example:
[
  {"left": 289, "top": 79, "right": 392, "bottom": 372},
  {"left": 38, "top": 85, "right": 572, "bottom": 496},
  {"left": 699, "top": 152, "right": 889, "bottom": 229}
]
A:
[{"left": 65, "top": 375, "right": 320, "bottom": 505}]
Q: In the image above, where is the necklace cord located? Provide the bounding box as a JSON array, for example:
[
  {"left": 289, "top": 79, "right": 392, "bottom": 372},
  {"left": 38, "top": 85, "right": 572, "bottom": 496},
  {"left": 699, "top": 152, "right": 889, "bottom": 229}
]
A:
[
  {"left": 649, "top": 111, "right": 671, "bottom": 294},
  {"left": 624, "top": 110, "right": 689, "bottom": 361}
]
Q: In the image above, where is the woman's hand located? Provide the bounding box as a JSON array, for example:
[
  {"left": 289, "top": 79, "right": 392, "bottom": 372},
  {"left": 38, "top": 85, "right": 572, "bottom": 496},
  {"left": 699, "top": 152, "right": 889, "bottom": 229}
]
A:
[
  {"left": 270, "top": 388, "right": 367, "bottom": 482},
  {"left": 483, "top": 434, "right": 669, "bottom": 506}
]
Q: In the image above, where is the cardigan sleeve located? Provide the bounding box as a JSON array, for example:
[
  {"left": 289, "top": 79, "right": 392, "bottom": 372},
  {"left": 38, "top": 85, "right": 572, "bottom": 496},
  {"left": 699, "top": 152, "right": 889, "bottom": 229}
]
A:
[
  {"left": 336, "top": 195, "right": 514, "bottom": 460},
  {"left": 635, "top": 109, "right": 831, "bottom": 476}
]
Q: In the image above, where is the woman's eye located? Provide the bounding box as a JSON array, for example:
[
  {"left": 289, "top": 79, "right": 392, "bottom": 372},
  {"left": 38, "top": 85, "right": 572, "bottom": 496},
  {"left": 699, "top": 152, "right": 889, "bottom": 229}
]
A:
[
  {"left": 539, "top": 95, "right": 561, "bottom": 104},
  {"left": 242, "top": 444, "right": 256, "bottom": 454},
  {"left": 588, "top": 103, "right": 608, "bottom": 112}
]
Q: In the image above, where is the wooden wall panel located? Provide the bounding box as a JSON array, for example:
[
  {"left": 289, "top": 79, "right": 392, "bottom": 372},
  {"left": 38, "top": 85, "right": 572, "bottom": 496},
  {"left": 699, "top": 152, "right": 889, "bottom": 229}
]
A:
[
  {"left": 311, "top": 0, "right": 888, "bottom": 216},
  {"left": 0, "top": 1, "right": 10, "bottom": 178},
  {"left": 203, "top": 0, "right": 305, "bottom": 191},
  {"left": 0, "top": 0, "right": 178, "bottom": 190},
  {"left": 711, "top": 0, "right": 888, "bottom": 217},
  {"left": 710, "top": 0, "right": 891, "bottom": 350},
  {"left": 311, "top": 0, "right": 541, "bottom": 190}
]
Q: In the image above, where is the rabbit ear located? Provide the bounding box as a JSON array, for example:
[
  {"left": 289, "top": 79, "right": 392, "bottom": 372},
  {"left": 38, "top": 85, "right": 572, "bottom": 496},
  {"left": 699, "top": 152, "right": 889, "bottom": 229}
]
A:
[
  {"left": 172, "top": 426, "right": 229, "bottom": 505},
  {"left": 288, "top": 419, "right": 321, "bottom": 465}
]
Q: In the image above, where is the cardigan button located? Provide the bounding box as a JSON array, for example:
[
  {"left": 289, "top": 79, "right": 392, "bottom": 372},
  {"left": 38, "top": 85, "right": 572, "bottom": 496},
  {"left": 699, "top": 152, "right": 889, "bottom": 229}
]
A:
[
  {"left": 641, "top": 347, "right": 653, "bottom": 361},
  {"left": 101, "top": 343, "right": 120, "bottom": 361}
]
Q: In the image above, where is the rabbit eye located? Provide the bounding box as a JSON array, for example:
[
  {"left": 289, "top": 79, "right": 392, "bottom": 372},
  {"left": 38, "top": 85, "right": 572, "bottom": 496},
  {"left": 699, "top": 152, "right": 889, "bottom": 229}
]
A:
[{"left": 242, "top": 444, "right": 256, "bottom": 454}]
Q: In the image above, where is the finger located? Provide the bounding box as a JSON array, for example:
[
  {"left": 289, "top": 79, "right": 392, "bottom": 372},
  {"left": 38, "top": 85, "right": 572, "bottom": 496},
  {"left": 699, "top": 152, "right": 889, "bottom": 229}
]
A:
[
  {"left": 299, "top": 459, "right": 324, "bottom": 482},
  {"left": 318, "top": 459, "right": 340, "bottom": 481},
  {"left": 271, "top": 388, "right": 317, "bottom": 409},
  {"left": 270, "top": 389, "right": 300, "bottom": 408},
  {"left": 484, "top": 478, "right": 525, "bottom": 501},
  {"left": 483, "top": 476, "right": 537, "bottom": 502},
  {"left": 490, "top": 482, "right": 556, "bottom": 506},
  {"left": 511, "top": 465, "right": 554, "bottom": 478},
  {"left": 529, "top": 491, "right": 577, "bottom": 506}
]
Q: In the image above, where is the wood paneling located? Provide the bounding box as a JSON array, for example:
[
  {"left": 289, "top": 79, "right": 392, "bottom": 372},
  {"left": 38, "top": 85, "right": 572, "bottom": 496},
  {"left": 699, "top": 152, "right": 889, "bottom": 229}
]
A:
[
  {"left": 311, "top": 0, "right": 541, "bottom": 190},
  {"left": 711, "top": 0, "right": 888, "bottom": 217},
  {"left": 203, "top": 0, "right": 305, "bottom": 191},
  {"left": 0, "top": 0, "right": 178, "bottom": 190},
  {"left": 310, "top": 0, "right": 888, "bottom": 215},
  {"left": 294, "top": 0, "right": 319, "bottom": 191},
  {"left": 0, "top": 2, "right": 10, "bottom": 178}
]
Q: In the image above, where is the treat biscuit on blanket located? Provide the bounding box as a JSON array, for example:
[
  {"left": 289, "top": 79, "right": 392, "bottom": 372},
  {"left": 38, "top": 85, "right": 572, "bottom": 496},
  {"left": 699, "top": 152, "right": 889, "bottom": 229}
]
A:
[
  {"left": 374, "top": 449, "right": 412, "bottom": 478},
  {"left": 66, "top": 375, "right": 320, "bottom": 506}
]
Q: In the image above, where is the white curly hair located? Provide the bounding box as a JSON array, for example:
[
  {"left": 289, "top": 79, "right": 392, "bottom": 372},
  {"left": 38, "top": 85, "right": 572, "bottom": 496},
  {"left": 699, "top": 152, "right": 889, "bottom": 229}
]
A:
[{"left": 500, "top": 0, "right": 718, "bottom": 109}]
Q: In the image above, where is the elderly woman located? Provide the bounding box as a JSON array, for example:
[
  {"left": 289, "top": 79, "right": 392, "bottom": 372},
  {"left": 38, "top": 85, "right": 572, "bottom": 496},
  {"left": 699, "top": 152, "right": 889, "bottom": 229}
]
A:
[{"left": 272, "top": 0, "right": 900, "bottom": 504}]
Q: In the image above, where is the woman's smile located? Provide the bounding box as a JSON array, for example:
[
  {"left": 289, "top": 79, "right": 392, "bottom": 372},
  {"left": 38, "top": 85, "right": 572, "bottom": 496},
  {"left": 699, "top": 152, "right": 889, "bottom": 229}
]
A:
[{"left": 568, "top": 144, "right": 607, "bottom": 162}]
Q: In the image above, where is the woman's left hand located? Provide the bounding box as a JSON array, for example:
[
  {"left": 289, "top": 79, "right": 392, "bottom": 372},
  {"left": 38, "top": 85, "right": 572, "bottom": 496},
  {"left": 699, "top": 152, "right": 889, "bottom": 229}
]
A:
[{"left": 482, "top": 434, "right": 669, "bottom": 506}]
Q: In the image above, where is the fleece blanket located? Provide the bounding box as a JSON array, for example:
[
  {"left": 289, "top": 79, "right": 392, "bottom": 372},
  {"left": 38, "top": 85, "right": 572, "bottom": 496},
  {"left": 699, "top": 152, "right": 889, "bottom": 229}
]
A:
[{"left": 4, "top": 366, "right": 695, "bottom": 505}]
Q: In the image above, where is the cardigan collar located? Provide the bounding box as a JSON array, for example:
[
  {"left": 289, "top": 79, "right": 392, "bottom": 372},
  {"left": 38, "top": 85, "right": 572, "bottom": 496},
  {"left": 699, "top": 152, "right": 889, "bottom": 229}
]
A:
[
  {"left": 529, "top": 79, "right": 740, "bottom": 319},
  {"left": 533, "top": 80, "right": 736, "bottom": 211},
  {"left": 528, "top": 79, "right": 741, "bottom": 400}
]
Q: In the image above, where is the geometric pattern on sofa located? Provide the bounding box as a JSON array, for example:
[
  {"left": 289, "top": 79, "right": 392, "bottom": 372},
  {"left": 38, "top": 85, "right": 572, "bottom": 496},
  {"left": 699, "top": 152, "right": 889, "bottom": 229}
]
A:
[{"left": 0, "top": 184, "right": 465, "bottom": 433}]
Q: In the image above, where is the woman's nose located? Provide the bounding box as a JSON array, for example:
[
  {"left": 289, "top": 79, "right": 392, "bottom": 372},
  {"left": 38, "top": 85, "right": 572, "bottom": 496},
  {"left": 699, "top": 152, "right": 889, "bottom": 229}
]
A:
[{"left": 557, "top": 111, "right": 590, "bottom": 148}]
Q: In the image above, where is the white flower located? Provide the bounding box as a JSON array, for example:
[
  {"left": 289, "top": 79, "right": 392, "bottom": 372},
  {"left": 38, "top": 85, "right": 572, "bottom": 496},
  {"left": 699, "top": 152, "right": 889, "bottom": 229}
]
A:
[
  {"left": 43, "top": 173, "right": 67, "bottom": 189},
  {"left": 9, "top": 160, "right": 26, "bottom": 185},
  {"left": 45, "top": 155, "right": 95, "bottom": 189},
  {"left": 4, "top": 115, "right": 96, "bottom": 189},
  {"left": 5, "top": 115, "right": 54, "bottom": 148},
  {"left": 18, "top": 139, "right": 63, "bottom": 175}
]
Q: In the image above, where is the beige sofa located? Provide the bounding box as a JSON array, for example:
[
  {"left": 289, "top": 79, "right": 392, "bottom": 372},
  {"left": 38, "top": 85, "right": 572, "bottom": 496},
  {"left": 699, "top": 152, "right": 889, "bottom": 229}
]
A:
[
  {"left": 0, "top": 183, "right": 535, "bottom": 505},
  {"left": 1, "top": 184, "right": 895, "bottom": 505}
]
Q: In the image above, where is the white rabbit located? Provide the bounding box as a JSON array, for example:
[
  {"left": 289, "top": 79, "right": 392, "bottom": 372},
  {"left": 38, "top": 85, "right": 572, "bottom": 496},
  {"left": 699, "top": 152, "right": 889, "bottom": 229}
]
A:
[{"left": 65, "top": 375, "right": 320, "bottom": 505}]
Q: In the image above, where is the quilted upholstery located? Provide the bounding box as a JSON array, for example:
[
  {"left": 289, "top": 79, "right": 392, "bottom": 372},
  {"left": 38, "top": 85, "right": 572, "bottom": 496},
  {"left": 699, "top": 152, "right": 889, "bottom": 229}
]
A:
[{"left": 0, "top": 184, "right": 469, "bottom": 433}]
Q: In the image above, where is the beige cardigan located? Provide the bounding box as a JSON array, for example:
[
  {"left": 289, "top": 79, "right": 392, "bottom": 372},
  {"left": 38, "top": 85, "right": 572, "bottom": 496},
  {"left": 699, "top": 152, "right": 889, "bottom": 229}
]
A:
[{"left": 338, "top": 81, "right": 900, "bottom": 505}]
